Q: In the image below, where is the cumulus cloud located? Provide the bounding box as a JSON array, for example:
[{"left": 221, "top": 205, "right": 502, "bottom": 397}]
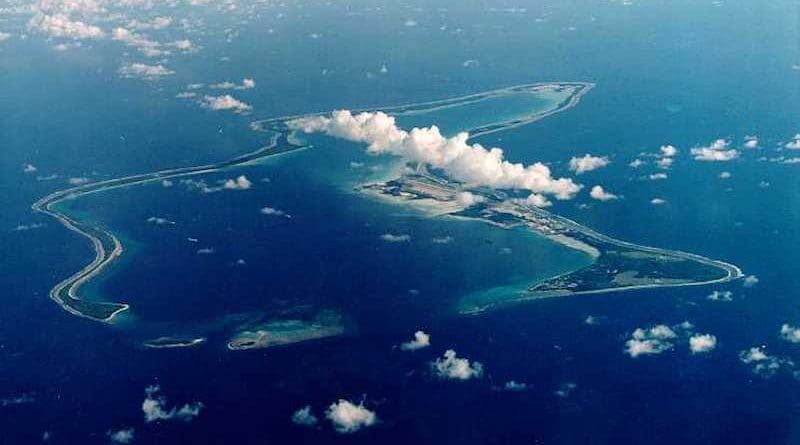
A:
[
  {"left": 650, "top": 198, "right": 666, "bottom": 205},
  {"left": 400, "top": 330, "right": 430, "bottom": 351},
  {"left": 142, "top": 385, "right": 203, "bottom": 423},
  {"left": 660, "top": 145, "right": 678, "bottom": 157},
  {"left": 707, "top": 290, "right": 733, "bottom": 302},
  {"left": 739, "top": 347, "right": 792, "bottom": 378},
  {"left": 292, "top": 406, "right": 318, "bottom": 427},
  {"left": 589, "top": 185, "right": 618, "bottom": 201},
  {"left": 223, "top": 175, "right": 252, "bottom": 190},
  {"left": 119, "top": 63, "right": 174, "bottom": 79},
  {"left": 23, "top": 164, "right": 37, "bottom": 173},
  {"left": 28, "top": 13, "right": 105, "bottom": 40},
  {"left": 648, "top": 173, "right": 668, "bottom": 180},
  {"left": 107, "top": 428, "right": 134, "bottom": 444},
  {"left": 779, "top": 324, "right": 800, "bottom": 343},
  {"left": 503, "top": 380, "right": 528, "bottom": 391},
  {"left": 624, "top": 324, "right": 677, "bottom": 357},
  {"left": 169, "top": 39, "right": 195, "bottom": 52},
  {"left": 785, "top": 134, "right": 800, "bottom": 150},
  {"left": 744, "top": 136, "right": 758, "bottom": 149},
  {"left": 743, "top": 275, "right": 759, "bottom": 288},
  {"left": 689, "top": 334, "right": 717, "bottom": 354},
  {"left": 325, "top": 400, "right": 377, "bottom": 433},
  {"left": 289, "top": 111, "right": 581, "bottom": 200},
  {"left": 0, "top": 32, "right": 11, "bottom": 42},
  {"left": 68, "top": 177, "right": 89, "bottom": 185},
  {"left": 691, "top": 139, "right": 739, "bottom": 161},
  {"left": 555, "top": 382, "right": 578, "bottom": 398},
  {"left": 431, "top": 349, "right": 483, "bottom": 380},
  {"left": 629, "top": 159, "right": 644, "bottom": 168},
  {"left": 201, "top": 95, "right": 252, "bottom": 113},
  {"left": 432, "top": 235, "right": 454, "bottom": 244},
  {"left": 147, "top": 216, "right": 175, "bottom": 225},
  {"left": 569, "top": 154, "right": 610, "bottom": 174},
  {"left": 519, "top": 193, "right": 552, "bottom": 208},
  {"left": 260, "top": 206, "right": 290, "bottom": 218},
  {"left": 719, "top": 171, "right": 732, "bottom": 179},
  {"left": 455, "top": 191, "right": 484, "bottom": 207},
  {"left": 210, "top": 78, "right": 256, "bottom": 90},
  {"left": 381, "top": 233, "right": 410, "bottom": 243},
  {"left": 112, "top": 27, "right": 164, "bottom": 57},
  {"left": 655, "top": 157, "right": 673, "bottom": 169},
  {"left": 12, "top": 223, "right": 46, "bottom": 232},
  {"left": 128, "top": 16, "right": 172, "bottom": 30}
]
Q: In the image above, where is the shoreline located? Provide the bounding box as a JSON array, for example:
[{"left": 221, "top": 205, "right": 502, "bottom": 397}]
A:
[{"left": 33, "top": 80, "right": 740, "bottom": 323}]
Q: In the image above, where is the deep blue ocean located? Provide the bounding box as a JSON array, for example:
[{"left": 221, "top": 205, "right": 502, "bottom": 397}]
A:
[{"left": 2, "top": 0, "right": 800, "bottom": 443}]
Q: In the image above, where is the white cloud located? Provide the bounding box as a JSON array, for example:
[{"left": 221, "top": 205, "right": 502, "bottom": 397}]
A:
[
  {"left": 201, "top": 95, "right": 252, "bottom": 113},
  {"left": 648, "top": 173, "right": 668, "bottom": 180},
  {"left": 655, "top": 157, "right": 674, "bottom": 169},
  {"left": 12, "top": 223, "right": 46, "bottom": 232},
  {"left": 142, "top": 385, "right": 203, "bottom": 423},
  {"left": 400, "top": 330, "right": 430, "bottom": 351},
  {"left": 403, "top": 19, "right": 417, "bottom": 27},
  {"left": 432, "top": 235, "right": 454, "bottom": 244},
  {"left": 629, "top": 159, "right": 644, "bottom": 168},
  {"left": 23, "top": 164, "right": 37, "bottom": 173},
  {"left": 128, "top": 16, "right": 172, "bottom": 30},
  {"left": 289, "top": 111, "right": 581, "bottom": 200},
  {"left": 68, "top": 177, "right": 89, "bottom": 185},
  {"left": 210, "top": 78, "right": 256, "bottom": 90},
  {"left": 260, "top": 206, "right": 291, "bottom": 218},
  {"left": 650, "top": 198, "right": 666, "bottom": 205},
  {"left": 589, "top": 185, "right": 618, "bottom": 201},
  {"left": 503, "top": 380, "right": 528, "bottom": 391},
  {"left": 28, "top": 13, "right": 105, "bottom": 40},
  {"left": 624, "top": 324, "right": 677, "bottom": 358},
  {"left": 739, "top": 347, "right": 791, "bottom": 378},
  {"left": 292, "top": 406, "right": 318, "bottom": 426},
  {"left": 455, "top": 191, "right": 484, "bottom": 207},
  {"left": 743, "top": 275, "right": 759, "bottom": 288},
  {"left": 223, "top": 175, "right": 252, "bottom": 190},
  {"left": 555, "top": 382, "right": 577, "bottom": 398},
  {"left": 691, "top": 139, "right": 739, "bottom": 161},
  {"left": 0, "top": 32, "right": 11, "bottom": 41},
  {"left": 52, "top": 42, "right": 82, "bottom": 51},
  {"left": 521, "top": 193, "right": 552, "bottom": 208},
  {"left": 119, "top": 63, "right": 174, "bottom": 79},
  {"left": 325, "top": 400, "right": 377, "bottom": 433},
  {"left": 707, "top": 290, "right": 733, "bottom": 302},
  {"left": 147, "top": 216, "right": 175, "bottom": 225},
  {"left": 169, "top": 39, "right": 195, "bottom": 52},
  {"left": 431, "top": 349, "right": 483, "bottom": 380},
  {"left": 381, "top": 233, "right": 410, "bottom": 243},
  {"left": 660, "top": 145, "right": 678, "bottom": 157},
  {"left": 780, "top": 324, "right": 800, "bottom": 343},
  {"left": 719, "top": 171, "right": 732, "bottom": 179},
  {"left": 785, "top": 134, "right": 800, "bottom": 150},
  {"left": 107, "top": 428, "right": 134, "bottom": 444},
  {"left": 112, "top": 27, "right": 164, "bottom": 57},
  {"left": 744, "top": 136, "right": 758, "bottom": 149},
  {"left": 689, "top": 334, "right": 717, "bottom": 354},
  {"left": 584, "top": 315, "right": 602, "bottom": 325},
  {"left": 569, "top": 154, "right": 610, "bottom": 174}
]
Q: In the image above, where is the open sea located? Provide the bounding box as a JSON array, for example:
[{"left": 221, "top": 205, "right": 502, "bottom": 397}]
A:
[{"left": 1, "top": 0, "right": 800, "bottom": 443}]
